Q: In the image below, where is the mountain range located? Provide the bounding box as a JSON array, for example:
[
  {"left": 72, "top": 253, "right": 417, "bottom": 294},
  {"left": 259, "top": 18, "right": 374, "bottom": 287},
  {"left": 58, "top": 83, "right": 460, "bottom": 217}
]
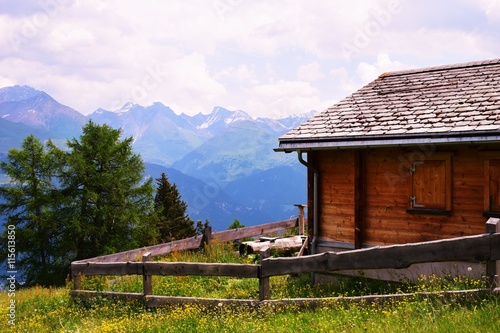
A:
[{"left": 0, "top": 85, "right": 313, "bottom": 230}]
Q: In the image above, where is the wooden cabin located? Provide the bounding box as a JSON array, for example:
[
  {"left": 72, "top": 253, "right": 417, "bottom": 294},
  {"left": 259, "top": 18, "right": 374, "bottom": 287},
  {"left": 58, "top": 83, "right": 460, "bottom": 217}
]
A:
[{"left": 276, "top": 58, "right": 500, "bottom": 280}]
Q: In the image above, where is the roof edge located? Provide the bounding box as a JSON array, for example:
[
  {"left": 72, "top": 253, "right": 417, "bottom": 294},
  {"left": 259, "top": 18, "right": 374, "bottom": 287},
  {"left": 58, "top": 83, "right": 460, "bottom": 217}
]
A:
[
  {"left": 276, "top": 131, "right": 500, "bottom": 152},
  {"left": 379, "top": 58, "right": 500, "bottom": 78}
]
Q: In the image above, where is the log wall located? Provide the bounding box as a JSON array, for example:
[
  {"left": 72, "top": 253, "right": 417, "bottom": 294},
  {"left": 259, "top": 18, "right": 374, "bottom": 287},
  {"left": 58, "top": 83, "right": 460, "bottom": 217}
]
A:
[
  {"left": 311, "top": 143, "right": 500, "bottom": 247},
  {"left": 316, "top": 149, "right": 355, "bottom": 244}
]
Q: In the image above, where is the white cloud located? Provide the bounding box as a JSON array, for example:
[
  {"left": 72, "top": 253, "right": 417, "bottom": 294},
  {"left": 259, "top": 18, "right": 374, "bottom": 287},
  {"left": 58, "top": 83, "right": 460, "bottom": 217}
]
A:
[
  {"left": 329, "top": 67, "right": 360, "bottom": 96},
  {"left": 219, "top": 64, "right": 258, "bottom": 84},
  {"left": 45, "top": 26, "right": 95, "bottom": 52},
  {"left": 477, "top": 0, "right": 500, "bottom": 23},
  {"left": 297, "top": 62, "right": 324, "bottom": 82},
  {"left": 106, "top": 53, "right": 227, "bottom": 115},
  {"left": 0, "top": 0, "right": 499, "bottom": 118},
  {"left": 245, "top": 80, "right": 326, "bottom": 118},
  {"left": 0, "top": 76, "right": 15, "bottom": 87},
  {"left": 356, "top": 53, "right": 409, "bottom": 83}
]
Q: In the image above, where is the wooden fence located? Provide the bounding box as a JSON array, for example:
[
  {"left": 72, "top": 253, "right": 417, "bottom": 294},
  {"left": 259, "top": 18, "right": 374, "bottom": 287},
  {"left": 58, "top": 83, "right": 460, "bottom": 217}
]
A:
[
  {"left": 73, "top": 216, "right": 301, "bottom": 263},
  {"left": 71, "top": 217, "right": 500, "bottom": 308}
]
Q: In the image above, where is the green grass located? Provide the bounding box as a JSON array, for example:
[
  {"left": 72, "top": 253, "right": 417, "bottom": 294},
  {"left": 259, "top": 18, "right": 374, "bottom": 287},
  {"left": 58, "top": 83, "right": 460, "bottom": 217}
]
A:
[
  {"left": 2, "top": 242, "right": 499, "bottom": 332},
  {"left": 1, "top": 286, "right": 499, "bottom": 332}
]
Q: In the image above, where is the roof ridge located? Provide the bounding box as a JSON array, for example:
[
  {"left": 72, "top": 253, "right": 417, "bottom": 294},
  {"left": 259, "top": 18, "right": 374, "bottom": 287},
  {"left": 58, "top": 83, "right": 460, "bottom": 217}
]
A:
[{"left": 379, "top": 58, "right": 500, "bottom": 78}]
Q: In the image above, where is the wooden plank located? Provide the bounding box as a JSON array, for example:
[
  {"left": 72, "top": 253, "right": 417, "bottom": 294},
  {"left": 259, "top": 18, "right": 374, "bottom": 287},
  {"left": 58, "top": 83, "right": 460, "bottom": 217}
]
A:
[
  {"left": 485, "top": 158, "right": 490, "bottom": 212},
  {"left": 146, "top": 296, "right": 258, "bottom": 308},
  {"left": 320, "top": 178, "right": 354, "bottom": 189},
  {"left": 261, "top": 233, "right": 499, "bottom": 278},
  {"left": 212, "top": 218, "right": 298, "bottom": 243},
  {"left": 363, "top": 224, "right": 484, "bottom": 246},
  {"left": 354, "top": 150, "right": 365, "bottom": 249},
  {"left": 489, "top": 231, "right": 500, "bottom": 270},
  {"left": 452, "top": 181, "right": 483, "bottom": 195},
  {"left": 144, "top": 262, "right": 259, "bottom": 278},
  {"left": 259, "top": 246, "right": 271, "bottom": 301},
  {"left": 320, "top": 204, "right": 354, "bottom": 216},
  {"left": 261, "top": 289, "right": 492, "bottom": 309},
  {"left": 240, "top": 236, "right": 305, "bottom": 255},
  {"left": 142, "top": 252, "right": 152, "bottom": 296},
  {"left": 75, "top": 235, "right": 204, "bottom": 263},
  {"left": 319, "top": 195, "right": 355, "bottom": 206},
  {"left": 72, "top": 262, "right": 143, "bottom": 276},
  {"left": 320, "top": 224, "right": 354, "bottom": 243},
  {"left": 75, "top": 289, "right": 495, "bottom": 309},
  {"left": 73, "top": 274, "right": 81, "bottom": 291},
  {"left": 71, "top": 290, "right": 144, "bottom": 302},
  {"left": 489, "top": 160, "right": 500, "bottom": 211},
  {"left": 295, "top": 204, "right": 307, "bottom": 235},
  {"left": 486, "top": 218, "right": 500, "bottom": 289}
]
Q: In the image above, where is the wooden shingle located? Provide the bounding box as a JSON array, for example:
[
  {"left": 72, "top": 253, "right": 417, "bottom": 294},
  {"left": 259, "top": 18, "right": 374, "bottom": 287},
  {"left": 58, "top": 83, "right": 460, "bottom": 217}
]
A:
[{"left": 277, "top": 58, "right": 500, "bottom": 151}]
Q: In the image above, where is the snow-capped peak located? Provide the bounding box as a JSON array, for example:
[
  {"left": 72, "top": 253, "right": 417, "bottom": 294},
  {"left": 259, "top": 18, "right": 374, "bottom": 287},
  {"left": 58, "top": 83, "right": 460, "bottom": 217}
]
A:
[
  {"left": 114, "top": 102, "right": 135, "bottom": 115},
  {"left": 197, "top": 107, "right": 253, "bottom": 129}
]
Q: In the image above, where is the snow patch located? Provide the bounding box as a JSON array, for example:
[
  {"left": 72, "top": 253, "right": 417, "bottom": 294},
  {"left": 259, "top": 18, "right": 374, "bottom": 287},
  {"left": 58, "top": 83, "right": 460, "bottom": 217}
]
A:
[{"left": 114, "top": 102, "right": 135, "bottom": 115}]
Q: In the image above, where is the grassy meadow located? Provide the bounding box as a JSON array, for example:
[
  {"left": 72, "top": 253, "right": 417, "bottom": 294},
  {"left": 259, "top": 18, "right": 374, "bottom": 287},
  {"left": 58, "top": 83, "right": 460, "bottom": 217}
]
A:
[{"left": 1, "top": 242, "right": 499, "bottom": 332}]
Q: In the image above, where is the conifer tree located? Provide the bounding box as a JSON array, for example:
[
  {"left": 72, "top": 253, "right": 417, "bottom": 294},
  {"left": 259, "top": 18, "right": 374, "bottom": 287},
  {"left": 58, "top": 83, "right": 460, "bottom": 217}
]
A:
[
  {"left": 0, "top": 122, "right": 158, "bottom": 285},
  {"left": 57, "top": 121, "right": 157, "bottom": 260},
  {"left": 154, "top": 172, "right": 195, "bottom": 242},
  {"left": 0, "top": 135, "right": 71, "bottom": 285}
]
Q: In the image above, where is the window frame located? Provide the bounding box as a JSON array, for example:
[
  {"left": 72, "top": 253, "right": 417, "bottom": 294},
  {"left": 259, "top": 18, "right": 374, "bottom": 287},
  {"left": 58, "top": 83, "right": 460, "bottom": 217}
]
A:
[{"left": 406, "top": 152, "right": 453, "bottom": 216}]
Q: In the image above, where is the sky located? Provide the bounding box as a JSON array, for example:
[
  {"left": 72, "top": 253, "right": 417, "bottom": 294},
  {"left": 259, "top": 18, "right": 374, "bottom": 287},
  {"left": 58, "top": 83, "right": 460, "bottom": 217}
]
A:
[{"left": 1, "top": 0, "right": 499, "bottom": 119}]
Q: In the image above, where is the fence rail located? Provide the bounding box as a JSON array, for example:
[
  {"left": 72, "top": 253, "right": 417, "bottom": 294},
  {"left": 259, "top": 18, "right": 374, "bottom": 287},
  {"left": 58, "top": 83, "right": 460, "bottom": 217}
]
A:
[
  {"left": 71, "top": 217, "right": 500, "bottom": 307},
  {"left": 261, "top": 232, "right": 500, "bottom": 278},
  {"left": 74, "top": 217, "right": 300, "bottom": 264}
]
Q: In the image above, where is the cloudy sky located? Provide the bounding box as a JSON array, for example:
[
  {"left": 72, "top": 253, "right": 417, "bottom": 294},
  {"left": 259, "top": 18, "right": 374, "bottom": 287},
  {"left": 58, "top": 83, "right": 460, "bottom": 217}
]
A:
[{"left": 1, "top": 0, "right": 499, "bottom": 118}]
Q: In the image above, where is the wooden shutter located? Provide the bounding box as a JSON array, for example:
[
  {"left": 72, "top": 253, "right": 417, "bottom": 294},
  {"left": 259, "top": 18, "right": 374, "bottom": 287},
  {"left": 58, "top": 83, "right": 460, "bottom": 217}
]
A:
[
  {"left": 411, "top": 160, "right": 447, "bottom": 209},
  {"left": 489, "top": 160, "right": 500, "bottom": 211}
]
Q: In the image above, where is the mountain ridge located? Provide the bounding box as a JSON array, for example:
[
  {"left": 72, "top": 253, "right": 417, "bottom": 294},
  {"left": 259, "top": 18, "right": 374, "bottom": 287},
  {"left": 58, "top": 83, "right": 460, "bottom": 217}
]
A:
[{"left": 0, "top": 85, "right": 311, "bottom": 229}]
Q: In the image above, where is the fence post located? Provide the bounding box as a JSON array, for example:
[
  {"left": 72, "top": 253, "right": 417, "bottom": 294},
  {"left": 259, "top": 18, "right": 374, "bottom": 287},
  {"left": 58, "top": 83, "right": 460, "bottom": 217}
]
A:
[
  {"left": 259, "top": 246, "right": 271, "bottom": 301},
  {"left": 295, "top": 204, "right": 306, "bottom": 236},
  {"left": 142, "top": 252, "right": 152, "bottom": 298},
  {"left": 202, "top": 226, "right": 212, "bottom": 247},
  {"left": 72, "top": 263, "right": 81, "bottom": 291},
  {"left": 486, "top": 218, "right": 500, "bottom": 291}
]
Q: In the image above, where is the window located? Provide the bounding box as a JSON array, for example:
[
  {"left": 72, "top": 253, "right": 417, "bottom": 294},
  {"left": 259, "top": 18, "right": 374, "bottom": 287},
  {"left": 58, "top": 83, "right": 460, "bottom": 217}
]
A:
[
  {"left": 407, "top": 152, "right": 452, "bottom": 215},
  {"left": 485, "top": 159, "right": 500, "bottom": 216}
]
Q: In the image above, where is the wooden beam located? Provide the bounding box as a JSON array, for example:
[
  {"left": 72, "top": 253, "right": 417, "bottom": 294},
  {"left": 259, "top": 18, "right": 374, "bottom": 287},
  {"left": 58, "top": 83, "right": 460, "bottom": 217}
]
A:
[
  {"left": 202, "top": 226, "right": 212, "bottom": 246},
  {"left": 71, "top": 262, "right": 143, "bottom": 276},
  {"left": 261, "top": 289, "right": 493, "bottom": 309},
  {"left": 73, "top": 273, "right": 81, "bottom": 291},
  {"left": 146, "top": 296, "right": 259, "bottom": 308},
  {"left": 74, "top": 235, "right": 204, "bottom": 263},
  {"left": 239, "top": 236, "right": 306, "bottom": 255},
  {"left": 486, "top": 218, "right": 500, "bottom": 289},
  {"left": 71, "top": 290, "right": 144, "bottom": 301},
  {"left": 143, "top": 262, "right": 259, "bottom": 278},
  {"left": 259, "top": 246, "right": 271, "bottom": 301},
  {"left": 295, "top": 204, "right": 307, "bottom": 235},
  {"left": 212, "top": 218, "right": 298, "bottom": 243},
  {"left": 261, "top": 233, "right": 500, "bottom": 278},
  {"left": 216, "top": 218, "right": 298, "bottom": 242},
  {"left": 142, "top": 252, "right": 152, "bottom": 296},
  {"left": 73, "top": 289, "right": 495, "bottom": 309},
  {"left": 354, "top": 150, "right": 365, "bottom": 249}
]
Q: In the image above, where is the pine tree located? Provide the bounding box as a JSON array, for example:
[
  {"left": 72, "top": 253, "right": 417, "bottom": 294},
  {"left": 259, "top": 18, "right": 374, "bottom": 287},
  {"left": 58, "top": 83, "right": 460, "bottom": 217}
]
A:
[
  {"left": 0, "top": 135, "right": 71, "bottom": 285},
  {"left": 58, "top": 121, "right": 157, "bottom": 260},
  {"left": 0, "top": 122, "right": 159, "bottom": 285},
  {"left": 154, "top": 172, "right": 195, "bottom": 242}
]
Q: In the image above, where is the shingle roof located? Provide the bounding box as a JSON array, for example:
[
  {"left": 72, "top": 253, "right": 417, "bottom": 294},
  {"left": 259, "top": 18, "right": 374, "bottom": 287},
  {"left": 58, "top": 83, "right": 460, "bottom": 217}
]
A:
[{"left": 277, "top": 58, "right": 500, "bottom": 151}]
